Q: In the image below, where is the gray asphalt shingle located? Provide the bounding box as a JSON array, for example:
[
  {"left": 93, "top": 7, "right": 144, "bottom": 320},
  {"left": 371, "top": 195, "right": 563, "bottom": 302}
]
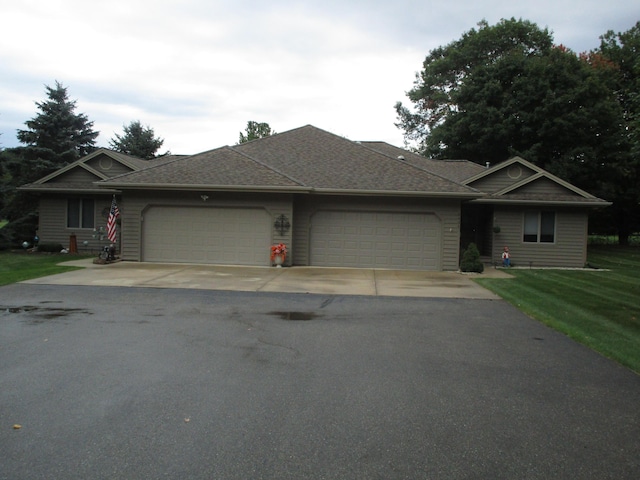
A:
[{"left": 104, "top": 125, "right": 478, "bottom": 195}]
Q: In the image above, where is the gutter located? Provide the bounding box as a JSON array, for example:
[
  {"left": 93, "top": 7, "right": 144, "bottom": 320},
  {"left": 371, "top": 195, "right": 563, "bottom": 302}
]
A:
[
  {"left": 96, "top": 182, "right": 483, "bottom": 199},
  {"left": 470, "top": 198, "right": 612, "bottom": 207},
  {"left": 18, "top": 185, "right": 121, "bottom": 194},
  {"left": 96, "top": 182, "right": 313, "bottom": 194}
]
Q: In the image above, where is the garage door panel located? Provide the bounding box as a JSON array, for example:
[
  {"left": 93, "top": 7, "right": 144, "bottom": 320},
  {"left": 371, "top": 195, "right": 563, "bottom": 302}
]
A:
[
  {"left": 143, "top": 206, "right": 271, "bottom": 265},
  {"left": 310, "top": 211, "right": 441, "bottom": 270}
]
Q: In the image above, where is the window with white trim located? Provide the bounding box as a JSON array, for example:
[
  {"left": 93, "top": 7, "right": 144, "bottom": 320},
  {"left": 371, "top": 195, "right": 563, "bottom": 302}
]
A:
[
  {"left": 523, "top": 211, "right": 555, "bottom": 243},
  {"left": 67, "top": 198, "right": 95, "bottom": 228}
]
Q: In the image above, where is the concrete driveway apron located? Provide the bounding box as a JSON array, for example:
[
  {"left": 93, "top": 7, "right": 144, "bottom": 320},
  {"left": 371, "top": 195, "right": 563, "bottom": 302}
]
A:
[{"left": 21, "top": 259, "right": 510, "bottom": 299}]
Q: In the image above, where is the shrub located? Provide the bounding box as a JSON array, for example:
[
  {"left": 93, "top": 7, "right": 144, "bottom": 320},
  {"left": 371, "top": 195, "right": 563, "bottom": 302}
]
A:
[
  {"left": 36, "top": 242, "right": 65, "bottom": 253},
  {"left": 0, "top": 213, "right": 39, "bottom": 248},
  {"left": 460, "top": 242, "right": 484, "bottom": 273},
  {"left": 0, "top": 230, "right": 11, "bottom": 251}
]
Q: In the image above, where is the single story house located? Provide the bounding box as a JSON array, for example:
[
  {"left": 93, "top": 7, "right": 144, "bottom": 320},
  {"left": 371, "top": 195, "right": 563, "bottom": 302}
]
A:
[{"left": 20, "top": 125, "right": 610, "bottom": 270}]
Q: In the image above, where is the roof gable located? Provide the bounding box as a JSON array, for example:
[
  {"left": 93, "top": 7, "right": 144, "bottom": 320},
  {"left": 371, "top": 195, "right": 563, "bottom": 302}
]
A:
[
  {"left": 54, "top": 166, "right": 104, "bottom": 183},
  {"left": 466, "top": 157, "right": 609, "bottom": 206},
  {"left": 85, "top": 154, "right": 138, "bottom": 177},
  {"left": 19, "top": 149, "right": 186, "bottom": 193},
  {"left": 466, "top": 161, "right": 538, "bottom": 193},
  {"left": 27, "top": 149, "right": 144, "bottom": 185}
]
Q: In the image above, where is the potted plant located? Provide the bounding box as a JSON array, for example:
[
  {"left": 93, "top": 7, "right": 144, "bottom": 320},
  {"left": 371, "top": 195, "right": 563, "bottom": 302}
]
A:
[{"left": 270, "top": 243, "right": 287, "bottom": 267}]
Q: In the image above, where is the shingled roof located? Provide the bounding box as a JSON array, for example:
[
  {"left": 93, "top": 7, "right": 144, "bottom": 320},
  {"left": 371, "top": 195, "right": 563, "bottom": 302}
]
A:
[
  {"left": 101, "top": 125, "right": 480, "bottom": 197},
  {"left": 18, "top": 149, "right": 185, "bottom": 194},
  {"left": 102, "top": 146, "right": 303, "bottom": 190},
  {"left": 359, "top": 141, "right": 487, "bottom": 183}
]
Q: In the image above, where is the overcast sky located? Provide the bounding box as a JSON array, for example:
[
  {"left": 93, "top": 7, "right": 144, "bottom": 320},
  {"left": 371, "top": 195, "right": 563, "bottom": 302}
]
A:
[{"left": 1, "top": 0, "right": 638, "bottom": 155}]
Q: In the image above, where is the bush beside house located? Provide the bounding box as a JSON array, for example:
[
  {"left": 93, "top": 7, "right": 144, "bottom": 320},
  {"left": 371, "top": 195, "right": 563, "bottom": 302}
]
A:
[{"left": 460, "top": 243, "right": 484, "bottom": 273}]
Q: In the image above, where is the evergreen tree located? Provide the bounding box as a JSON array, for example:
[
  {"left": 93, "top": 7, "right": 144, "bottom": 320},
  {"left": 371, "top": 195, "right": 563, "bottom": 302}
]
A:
[
  {"left": 109, "top": 120, "right": 166, "bottom": 159},
  {"left": 17, "top": 81, "right": 98, "bottom": 161},
  {"left": 460, "top": 243, "right": 484, "bottom": 273},
  {"left": 1, "top": 81, "right": 99, "bottom": 228}
]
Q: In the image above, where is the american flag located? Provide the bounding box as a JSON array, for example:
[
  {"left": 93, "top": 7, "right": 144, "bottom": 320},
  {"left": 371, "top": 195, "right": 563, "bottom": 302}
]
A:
[{"left": 107, "top": 196, "right": 120, "bottom": 243}]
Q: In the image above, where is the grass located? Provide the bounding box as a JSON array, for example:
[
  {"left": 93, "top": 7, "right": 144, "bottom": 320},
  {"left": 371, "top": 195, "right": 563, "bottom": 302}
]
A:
[
  {"left": 0, "top": 219, "right": 7, "bottom": 229},
  {"left": 476, "top": 245, "right": 640, "bottom": 373},
  {"left": 0, "top": 251, "right": 91, "bottom": 286}
]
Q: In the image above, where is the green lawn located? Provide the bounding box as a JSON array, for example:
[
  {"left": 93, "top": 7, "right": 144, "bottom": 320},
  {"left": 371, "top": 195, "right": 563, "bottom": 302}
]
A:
[
  {"left": 0, "top": 252, "right": 90, "bottom": 286},
  {"left": 476, "top": 246, "right": 640, "bottom": 373}
]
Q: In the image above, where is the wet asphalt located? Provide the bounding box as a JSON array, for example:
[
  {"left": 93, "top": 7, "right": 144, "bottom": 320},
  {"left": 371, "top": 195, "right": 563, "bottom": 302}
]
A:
[{"left": 1, "top": 283, "right": 639, "bottom": 479}]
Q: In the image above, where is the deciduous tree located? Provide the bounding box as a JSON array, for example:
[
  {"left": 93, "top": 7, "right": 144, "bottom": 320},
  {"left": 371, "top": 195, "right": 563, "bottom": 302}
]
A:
[
  {"left": 395, "top": 18, "right": 553, "bottom": 156},
  {"left": 238, "top": 121, "right": 275, "bottom": 144},
  {"left": 590, "top": 22, "right": 640, "bottom": 243},
  {"left": 395, "top": 18, "right": 629, "bottom": 242}
]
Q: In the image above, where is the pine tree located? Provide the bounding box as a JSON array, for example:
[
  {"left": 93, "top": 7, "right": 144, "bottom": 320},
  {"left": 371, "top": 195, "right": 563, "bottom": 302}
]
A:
[
  {"left": 17, "top": 81, "right": 99, "bottom": 162},
  {"left": 109, "top": 120, "right": 165, "bottom": 160},
  {"left": 1, "top": 81, "right": 99, "bottom": 225}
]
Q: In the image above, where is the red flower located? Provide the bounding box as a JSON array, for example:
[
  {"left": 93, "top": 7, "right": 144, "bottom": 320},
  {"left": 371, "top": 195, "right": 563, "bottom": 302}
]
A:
[{"left": 270, "top": 243, "right": 287, "bottom": 262}]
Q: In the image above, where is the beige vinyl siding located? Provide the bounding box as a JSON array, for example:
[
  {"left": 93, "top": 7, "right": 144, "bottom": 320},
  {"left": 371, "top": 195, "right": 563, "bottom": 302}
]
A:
[
  {"left": 440, "top": 202, "right": 462, "bottom": 270},
  {"left": 292, "top": 196, "right": 461, "bottom": 271},
  {"left": 53, "top": 168, "right": 102, "bottom": 183},
  {"left": 86, "top": 155, "right": 135, "bottom": 177},
  {"left": 468, "top": 165, "right": 537, "bottom": 193},
  {"left": 513, "top": 177, "right": 578, "bottom": 196},
  {"left": 37, "top": 198, "right": 67, "bottom": 246},
  {"left": 121, "top": 191, "right": 293, "bottom": 263},
  {"left": 37, "top": 195, "right": 116, "bottom": 253},
  {"left": 492, "top": 206, "right": 588, "bottom": 267}
]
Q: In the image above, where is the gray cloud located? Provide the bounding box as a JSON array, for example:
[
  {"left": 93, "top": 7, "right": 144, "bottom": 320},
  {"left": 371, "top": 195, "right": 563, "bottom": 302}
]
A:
[{"left": 1, "top": 0, "right": 638, "bottom": 154}]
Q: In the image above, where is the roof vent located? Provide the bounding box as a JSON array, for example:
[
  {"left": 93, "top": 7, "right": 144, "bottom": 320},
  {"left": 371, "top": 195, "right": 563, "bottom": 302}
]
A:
[{"left": 398, "top": 155, "right": 405, "bottom": 161}]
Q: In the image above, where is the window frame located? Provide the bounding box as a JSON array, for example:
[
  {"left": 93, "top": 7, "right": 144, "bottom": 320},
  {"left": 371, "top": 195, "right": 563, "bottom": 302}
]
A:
[
  {"left": 522, "top": 211, "right": 556, "bottom": 244},
  {"left": 67, "top": 198, "right": 95, "bottom": 229}
]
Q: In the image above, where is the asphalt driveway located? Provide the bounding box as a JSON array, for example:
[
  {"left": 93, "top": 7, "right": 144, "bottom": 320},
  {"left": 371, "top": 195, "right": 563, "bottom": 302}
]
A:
[
  {"left": 1, "top": 282, "right": 639, "bottom": 479},
  {"left": 21, "top": 259, "right": 508, "bottom": 299}
]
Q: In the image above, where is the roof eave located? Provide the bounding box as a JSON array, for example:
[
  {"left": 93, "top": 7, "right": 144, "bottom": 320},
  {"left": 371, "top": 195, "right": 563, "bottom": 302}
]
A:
[
  {"left": 97, "top": 182, "right": 482, "bottom": 198},
  {"left": 470, "top": 198, "right": 612, "bottom": 207},
  {"left": 18, "top": 185, "right": 120, "bottom": 194},
  {"left": 310, "top": 188, "right": 482, "bottom": 198},
  {"left": 97, "top": 182, "right": 311, "bottom": 193}
]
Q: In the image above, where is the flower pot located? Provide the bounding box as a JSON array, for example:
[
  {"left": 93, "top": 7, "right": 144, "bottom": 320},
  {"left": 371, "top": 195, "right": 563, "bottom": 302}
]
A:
[{"left": 274, "top": 255, "right": 284, "bottom": 267}]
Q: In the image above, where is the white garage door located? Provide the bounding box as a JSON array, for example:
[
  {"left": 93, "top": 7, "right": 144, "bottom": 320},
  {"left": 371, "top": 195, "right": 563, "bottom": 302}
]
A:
[
  {"left": 142, "top": 206, "right": 271, "bottom": 265},
  {"left": 310, "top": 211, "right": 441, "bottom": 270}
]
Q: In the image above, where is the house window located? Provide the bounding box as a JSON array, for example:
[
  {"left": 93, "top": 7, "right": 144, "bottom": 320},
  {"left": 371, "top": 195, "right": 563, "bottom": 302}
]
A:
[
  {"left": 523, "top": 211, "right": 555, "bottom": 243},
  {"left": 67, "top": 198, "right": 95, "bottom": 229}
]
